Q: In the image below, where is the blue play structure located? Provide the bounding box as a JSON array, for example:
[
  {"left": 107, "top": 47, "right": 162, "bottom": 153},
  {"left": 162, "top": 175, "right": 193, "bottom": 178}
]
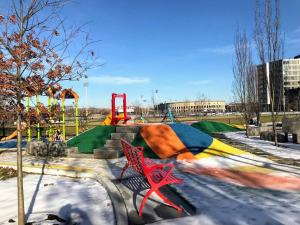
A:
[{"left": 162, "top": 106, "right": 175, "bottom": 123}]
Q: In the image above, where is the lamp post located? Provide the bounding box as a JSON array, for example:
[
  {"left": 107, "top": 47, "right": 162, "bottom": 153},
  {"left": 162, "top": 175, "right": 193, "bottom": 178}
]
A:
[
  {"left": 140, "top": 95, "right": 144, "bottom": 116},
  {"left": 154, "top": 89, "right": 159, "bottom": 116}
]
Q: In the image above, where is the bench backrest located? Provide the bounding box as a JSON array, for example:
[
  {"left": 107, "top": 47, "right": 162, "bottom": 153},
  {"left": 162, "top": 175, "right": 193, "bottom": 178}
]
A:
[{"left": 121, "top": 139, "right": 144, "bottom": 175}]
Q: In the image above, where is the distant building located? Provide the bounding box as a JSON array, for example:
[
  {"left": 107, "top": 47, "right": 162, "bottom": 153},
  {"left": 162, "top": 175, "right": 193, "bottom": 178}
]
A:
[
  {"left": 257, "top": 56, "right": 300, "bottom": 112},
  {"left": 116, "top": 106, "right": 134, "bottom": 113},
  {"left": 285, "top": 88, "right": 300, "bottom": 111},
  {"left": 156, "top": 100, "right": 225, "bottom": 115},
  {"left": 225, "top": 103, "right": 243, "bottom": 112}
]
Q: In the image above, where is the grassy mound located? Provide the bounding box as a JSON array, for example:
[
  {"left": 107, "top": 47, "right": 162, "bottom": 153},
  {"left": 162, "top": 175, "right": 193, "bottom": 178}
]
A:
[
  {"left": 67, "top": 126, "right": 116, "bottom": 153},
  {"left": 191, "top": 121, "right": 243, "bottom": 134}
]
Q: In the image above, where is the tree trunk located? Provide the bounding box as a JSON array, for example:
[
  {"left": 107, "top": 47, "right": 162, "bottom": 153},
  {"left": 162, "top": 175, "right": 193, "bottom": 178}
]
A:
[
  {"left": 17, "top": 1, "right": 25, "bottom": 222},
  {"left": 271, "top": 112, "right": 278, "bottom": 147},
  {"left": 17, "top": 102, "right": 25, "bottom": 224},
  {"left": 2, "top": 121, "right": 5, "bottom": 138},
  {"left": 256, "top": 111, "right": 261, "bottom": 126}
]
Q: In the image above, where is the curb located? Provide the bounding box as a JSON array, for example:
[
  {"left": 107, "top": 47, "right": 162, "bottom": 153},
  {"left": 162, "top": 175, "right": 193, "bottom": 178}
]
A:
[
  {"left": 96, "top": 175, "right": 128, "bottom": 225},
  {"left": 0, "top": 161, "right": 128, "bottom": 225}
]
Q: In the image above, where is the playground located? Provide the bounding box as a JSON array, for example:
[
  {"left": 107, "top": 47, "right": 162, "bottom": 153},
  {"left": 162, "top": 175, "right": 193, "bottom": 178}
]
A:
[{"left": 1, "top": 93, "right": 300, "bottom": 225}]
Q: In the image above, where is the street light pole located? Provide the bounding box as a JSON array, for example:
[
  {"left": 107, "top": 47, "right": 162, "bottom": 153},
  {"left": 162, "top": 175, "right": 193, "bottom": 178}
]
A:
[
  {"left": 140, "top": 95, "right": 144, "bottom": 116},
  {"left": 155, "top": 89, "right": 159, "bottom": 116}
]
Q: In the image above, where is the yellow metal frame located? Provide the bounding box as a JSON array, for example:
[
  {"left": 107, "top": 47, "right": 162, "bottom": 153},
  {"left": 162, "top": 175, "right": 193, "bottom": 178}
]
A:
[
  {"left": 26, "top": 89, "right": 79, "bottom": 142},
  {"left": 26, "top": 97, "right": 31, "bottom": 143},
  {"left": 36, "top": 95, "right": 40, "bottom": 140},
  {"left": 61, "top": 89, "right": 79, "bottom": 141},
  {"left": 48, "top": 95, "right": 52, "bottom": 141}
]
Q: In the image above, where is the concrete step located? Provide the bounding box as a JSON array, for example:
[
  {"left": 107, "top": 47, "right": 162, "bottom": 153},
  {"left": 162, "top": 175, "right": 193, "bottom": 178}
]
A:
[
  {"left": 105, "top": 140, "right": 122, "bottom": 148},
  {"left": 94, "top": 148, "right": 123, "bottom": 159},
  {"left": 116, "top": 126, "right": 140, "bottom": 133},
  {"left": 68, "top": 153, "right": 94, "bottom": 159},
  {"left": 111, "top": 132, "right": 136, "bottom": 141}
]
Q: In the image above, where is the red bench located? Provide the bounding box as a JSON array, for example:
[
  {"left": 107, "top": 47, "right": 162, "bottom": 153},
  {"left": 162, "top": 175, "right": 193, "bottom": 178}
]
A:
[{"left": 120, "top": 139, "right": 183, "bottom": 217}]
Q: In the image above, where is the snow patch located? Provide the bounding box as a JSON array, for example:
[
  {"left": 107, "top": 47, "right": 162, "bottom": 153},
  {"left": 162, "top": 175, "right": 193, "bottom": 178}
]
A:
[{"left": 0, "top": 175, "right": 114, "bottom": 225}]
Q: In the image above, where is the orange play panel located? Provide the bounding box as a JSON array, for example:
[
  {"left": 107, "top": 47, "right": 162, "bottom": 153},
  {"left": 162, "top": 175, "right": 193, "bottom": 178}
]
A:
[{"left": 140, "top": 125, "right": 195, "bottom": 160}]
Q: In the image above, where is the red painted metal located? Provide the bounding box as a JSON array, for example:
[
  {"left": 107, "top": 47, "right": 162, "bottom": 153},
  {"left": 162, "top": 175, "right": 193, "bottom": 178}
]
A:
[
  {"left": 111, "top": 93, "right": 131, "bottom": 125},
  {"left": 120, "top": 139, "right": 183, "bottom": 216}
]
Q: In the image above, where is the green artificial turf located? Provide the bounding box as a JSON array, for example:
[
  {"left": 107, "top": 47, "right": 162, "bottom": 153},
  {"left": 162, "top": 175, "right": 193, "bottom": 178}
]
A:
[
  {"left": 67, "top": 125, "right": 116, "bottom": 153},
  {"left": 191, "top": 121, "right": 242, "bottom": 134},
  {"left": 131, "top": 132, "right": 159, "bottom": 158}
]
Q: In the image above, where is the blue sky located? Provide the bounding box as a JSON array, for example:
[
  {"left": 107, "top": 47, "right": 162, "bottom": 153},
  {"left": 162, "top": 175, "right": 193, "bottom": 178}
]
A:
[{"left": 2, "top": 0, "right": 300, "bottom": 107}]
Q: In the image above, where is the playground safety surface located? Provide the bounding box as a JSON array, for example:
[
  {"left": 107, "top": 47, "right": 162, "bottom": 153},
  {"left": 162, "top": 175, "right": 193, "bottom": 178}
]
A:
[
  {"left": 1, "top": 149, "right": 300, "bottom": 225},
  {"left": 212, "top": 133, "right": 300, "bottom": 167}
]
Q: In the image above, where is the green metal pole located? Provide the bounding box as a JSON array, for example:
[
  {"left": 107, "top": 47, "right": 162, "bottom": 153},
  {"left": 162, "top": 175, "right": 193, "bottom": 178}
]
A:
[
  {"left": 26, "top": 97, "right": 31, "bottom": 143},
  {"left": 36, "top": 95, "right": 40, "bottom": 140},
  {"left": 75, "top": 99, "right": 79, "bottom": 136},
  {"left": 62, "top": 98, "right": 65, "bottom": 141}
]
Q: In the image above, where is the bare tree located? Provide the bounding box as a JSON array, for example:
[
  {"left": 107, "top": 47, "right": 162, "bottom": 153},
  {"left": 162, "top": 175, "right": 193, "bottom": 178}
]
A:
[
  {"left": 254, "top": 0, "right": 284, "bottom": 146},
  {"left": 131, "top": 100, "right": 142, "bottom": 116},
  {"left": 247, "top": 65, "right": 261, "bottom": 125},
  {"left": 232, "top": 28, "right": 256, "bottom": 137},
  {"left": 0, "top": 1, "right": 97, "bottom": 223},
  {"left": 195, "top": 92, "right": 208, "bottom": 118}
]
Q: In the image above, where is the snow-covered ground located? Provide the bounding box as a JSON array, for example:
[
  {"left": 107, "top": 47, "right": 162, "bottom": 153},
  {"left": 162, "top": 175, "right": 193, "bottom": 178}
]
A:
[
  {"left": 151, "top": 172, "right": 300, "bottom": 225},
  {"left": 224, "top": 131, "right": 300, "bottom": 160},
  {"left": 0, "top": 175, "right": 114, "bottom": 225}
]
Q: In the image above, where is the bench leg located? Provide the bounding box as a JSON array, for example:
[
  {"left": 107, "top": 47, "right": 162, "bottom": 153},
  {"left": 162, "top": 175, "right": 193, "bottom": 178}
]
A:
[
  {"left": 119, "top": 163, "right": 129, "bottom": 181},
  {"left": 156, "top": 189, "right": 182, "bottom": 212},
  {"left": 139, "top": 188, "right": 154, "bottom": 217}
]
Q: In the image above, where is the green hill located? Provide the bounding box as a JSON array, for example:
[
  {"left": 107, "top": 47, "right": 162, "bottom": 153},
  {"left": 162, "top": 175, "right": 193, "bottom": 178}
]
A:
[
  {"left": 67, "top": 126, "right": 116, "bottom": 153},
  {"left": 191, "top": 121, "right": 242, "bottom": 134}
]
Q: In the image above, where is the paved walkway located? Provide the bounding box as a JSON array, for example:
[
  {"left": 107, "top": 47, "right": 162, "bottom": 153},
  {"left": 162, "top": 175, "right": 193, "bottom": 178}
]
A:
[{"left": 0, "top": 151, "right": 123, "bottom": 177}]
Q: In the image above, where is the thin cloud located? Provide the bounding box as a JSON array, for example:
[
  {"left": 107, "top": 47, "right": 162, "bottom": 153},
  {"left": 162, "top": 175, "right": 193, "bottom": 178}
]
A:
[
  {"left": 286, "top": 36, "right": 300, "bottom": 45},
  {"left": 189, "top": 79, "right": 213, "bottom": 85},
  {"left": 88, "top": 75, "right": 150, "bottom": 85},
  {"left": 294, "top": 27, "right": 300, "bottom": 33},
  {"left": 198, "top": 45, "right": 234, "bottom": 54},
  {"left": 285, "top": 27, "right": 300, "bottom": 45}
]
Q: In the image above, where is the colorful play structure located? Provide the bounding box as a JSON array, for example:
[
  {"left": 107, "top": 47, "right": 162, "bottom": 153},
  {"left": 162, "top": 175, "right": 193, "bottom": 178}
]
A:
[
  {"left": 1, "top": 88, "right": 80, "bottom": 142},
  {"left": 61, "top": 88, "right": 79, "bottom": 140},
  {"left": 132, "top": 123, "right": 245, "bottom": 160},
  {"left": 2, "top": 91, "right": 132, "bottom": 142},
  {"left": 161, "top": 106, "right": 175, "bottom": 123},
  {"left": 104, "top": 93, "right": 131, "bottom": 125},
  {"left": 1, "top": 123, "right": 27, "bottom": 141},
  {"left": 131, "top": 122, "right": 300, "bottom": 191}
]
